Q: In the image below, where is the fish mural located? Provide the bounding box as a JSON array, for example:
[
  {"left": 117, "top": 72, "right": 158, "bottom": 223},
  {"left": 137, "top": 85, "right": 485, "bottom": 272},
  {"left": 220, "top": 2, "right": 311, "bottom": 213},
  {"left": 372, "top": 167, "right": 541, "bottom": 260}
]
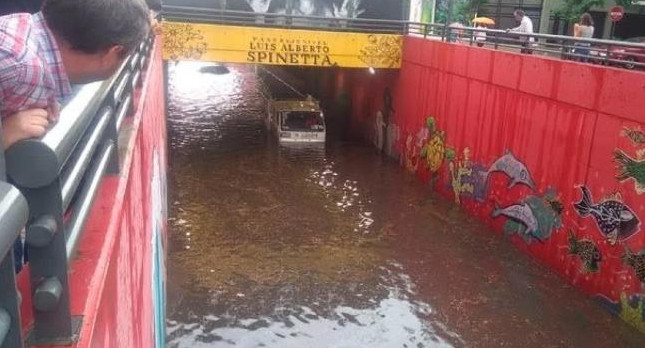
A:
[
  {"left": 485, "top": 151, "right": 536, "bottom": 190},
  {"left": 494, "top": 190, "right": 563, "bottom": 243},
  {"left": 447, "top": 147, "right": 488, "bottom": 204},
  {"left": 567, "top": 229, "right": 602, "bottom": 273},
  {"left": 623, "top": 248, "right": 645, "bottom": 289},
  {"left": 492, "top": 202, "right": 540, "bottom": 242},
  {"left": 622, "top": 127, "right": 645, "bottom": 146},
  {"left": 613, "top": 149, "right": 645, "bottom": 195},
  {"left": 573, "top": 186, "right": 641, "bottom": 245}
]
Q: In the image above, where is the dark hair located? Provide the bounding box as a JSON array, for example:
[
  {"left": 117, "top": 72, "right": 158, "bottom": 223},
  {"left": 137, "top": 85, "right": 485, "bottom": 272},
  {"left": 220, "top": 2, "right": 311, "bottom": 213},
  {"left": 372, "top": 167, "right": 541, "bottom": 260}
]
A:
[
  {"left": 580, "top": 13, "right": 594, "bottom": 26},
  {"left": 42, "top": 0, "right": 150, "bottom": 55},
  {"left": 514, "top": 10, "right": 525, "bottom": 17}
]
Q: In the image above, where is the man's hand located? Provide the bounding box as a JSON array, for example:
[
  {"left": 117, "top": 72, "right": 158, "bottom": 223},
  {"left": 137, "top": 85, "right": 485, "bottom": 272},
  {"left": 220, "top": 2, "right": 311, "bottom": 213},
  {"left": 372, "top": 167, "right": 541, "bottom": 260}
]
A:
[{"left": 1, "top": 108, "right": 49, "bottom": 149}]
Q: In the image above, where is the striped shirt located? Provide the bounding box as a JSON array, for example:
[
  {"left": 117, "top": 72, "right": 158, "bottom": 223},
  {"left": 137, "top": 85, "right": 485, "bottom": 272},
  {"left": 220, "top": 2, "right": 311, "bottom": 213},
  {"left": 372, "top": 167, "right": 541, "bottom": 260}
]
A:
[{"left": 0, "top": 12, "right": 71, "bottom": 118}]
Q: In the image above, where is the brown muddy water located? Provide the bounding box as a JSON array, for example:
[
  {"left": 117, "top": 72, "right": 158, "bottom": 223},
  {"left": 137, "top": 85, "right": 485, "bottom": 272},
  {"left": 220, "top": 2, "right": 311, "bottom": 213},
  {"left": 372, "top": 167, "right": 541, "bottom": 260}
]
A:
[{"left": 165, "top": 62, "right": 645, "bottom": 348}]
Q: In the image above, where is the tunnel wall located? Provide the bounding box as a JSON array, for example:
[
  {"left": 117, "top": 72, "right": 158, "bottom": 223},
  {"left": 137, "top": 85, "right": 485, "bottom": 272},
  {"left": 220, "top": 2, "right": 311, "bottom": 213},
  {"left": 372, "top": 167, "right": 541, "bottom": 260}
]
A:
[{"left": 336, "top": 36, "right": 645, "bottom": 332}]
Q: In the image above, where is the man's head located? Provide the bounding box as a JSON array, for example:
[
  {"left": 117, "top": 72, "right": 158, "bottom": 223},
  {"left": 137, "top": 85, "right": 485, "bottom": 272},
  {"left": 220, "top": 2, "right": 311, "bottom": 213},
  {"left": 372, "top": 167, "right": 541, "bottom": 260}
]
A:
[
  {"left": 513, "top": 10, "right": 525, "bottom": 22},
  {"left": 42, "top": 0, "right": 150, "bottom": 84}
]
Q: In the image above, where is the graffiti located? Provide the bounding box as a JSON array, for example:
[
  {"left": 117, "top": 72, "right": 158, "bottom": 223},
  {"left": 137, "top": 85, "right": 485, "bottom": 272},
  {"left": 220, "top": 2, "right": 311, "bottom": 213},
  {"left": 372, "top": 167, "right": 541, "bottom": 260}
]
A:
[
  {"left": 494, "top": 190, "right": 563, "bottom": 243},
  {"left": 567, "top": 229, "right": 601, "bottom": 273},
  {"left": 162, "top": 23, "right": 208, "bottom": 60},
  {"left": 619, "top": 293, "right": 645, "bottom": 334},
  {"left": 622, "top": 127, "right": 645, "bottom": 146},
  {"left": 573, "top": 186, "right": 640, "bottom": 245},
  {"left": 403, "top": 127, "right": 428, "bottom": 174},
  {"left": 420, "top": 117, "right": 448, "bottom": 182},
  {"left": 375, "top": 88, "right": 398, "bottom": 157},
  {"left": 447, "top": 147, "right": 488, "bottom": 204},
  {"left": 613, "top": 149, "right": 645, "bottom": 195},
  {"left": 485, "top": 150, "right": 536, "bottom": 190},
  {"left": 385, "top": 123, "right": 400, "bottom": 159},
  {"left": 374, "top": 110, "right": 385, "bottom": 151},
  {"left": 623, "top": 248, "right": 645, "bottom": 289}
]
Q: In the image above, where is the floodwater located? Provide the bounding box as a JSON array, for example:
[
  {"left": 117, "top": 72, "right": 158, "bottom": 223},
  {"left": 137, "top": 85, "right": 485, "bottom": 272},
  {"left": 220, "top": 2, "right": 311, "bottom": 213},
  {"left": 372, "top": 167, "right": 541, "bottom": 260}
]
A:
[{"left": 165, "top": 62, "right": 645, "bottom": 348}]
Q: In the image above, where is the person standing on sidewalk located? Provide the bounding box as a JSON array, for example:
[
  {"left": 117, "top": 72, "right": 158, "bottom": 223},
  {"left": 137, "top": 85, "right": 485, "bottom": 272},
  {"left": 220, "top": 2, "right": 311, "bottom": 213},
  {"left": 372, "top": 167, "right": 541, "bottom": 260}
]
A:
[
  {"left": 573, "top": 13, "right": 594, "bottom": 62},
  {"left": 508, "top": 10, "right": 534, "bottom": 54}
]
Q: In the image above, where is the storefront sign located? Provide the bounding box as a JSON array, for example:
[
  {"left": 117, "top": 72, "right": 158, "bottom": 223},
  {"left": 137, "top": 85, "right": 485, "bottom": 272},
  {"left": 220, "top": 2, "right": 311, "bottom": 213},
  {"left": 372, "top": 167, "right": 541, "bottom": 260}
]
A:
[{"left": 162, "top": 22, "right": 403, "bottom": 68}]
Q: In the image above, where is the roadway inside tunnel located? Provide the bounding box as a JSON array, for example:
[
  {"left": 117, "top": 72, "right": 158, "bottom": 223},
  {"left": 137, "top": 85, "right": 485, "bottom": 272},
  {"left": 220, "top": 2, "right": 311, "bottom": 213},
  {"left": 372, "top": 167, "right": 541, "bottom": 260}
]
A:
[{"left": 164, "top": 62, "right": 645, "bottom": 348}]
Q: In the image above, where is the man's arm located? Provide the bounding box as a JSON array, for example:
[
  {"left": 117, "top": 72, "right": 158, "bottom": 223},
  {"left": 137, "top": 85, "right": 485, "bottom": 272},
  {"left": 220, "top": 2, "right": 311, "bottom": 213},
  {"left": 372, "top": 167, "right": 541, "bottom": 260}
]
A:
[
  {"left": 1, "top": 108, "right": 49, "bottom": 148},
  {"left": 1, "top": 62, "right": 52, "bottom": 115}
]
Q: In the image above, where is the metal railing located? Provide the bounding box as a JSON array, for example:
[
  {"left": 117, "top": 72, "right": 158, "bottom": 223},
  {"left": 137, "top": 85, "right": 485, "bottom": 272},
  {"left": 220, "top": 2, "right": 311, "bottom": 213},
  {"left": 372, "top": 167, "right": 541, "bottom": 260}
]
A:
[
  {"left": 162, "top": 6, "right": 645, "bottom": 70},
  {"left": 0, "top": 33, "right": 155, "bottom": 347},
  {"left": 0, "top": 126, "right": 29, "bottom": 348}
]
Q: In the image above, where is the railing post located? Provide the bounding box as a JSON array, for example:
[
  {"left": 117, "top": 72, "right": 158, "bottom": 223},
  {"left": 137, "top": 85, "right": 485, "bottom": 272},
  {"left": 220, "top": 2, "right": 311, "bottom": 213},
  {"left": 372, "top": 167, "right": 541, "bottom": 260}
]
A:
[
  {"left": 22, "top": 179, "right": 74, "bottom": 345},
  {"left": 0, "top": 253, "right": 23, "bottom": 348},
  {"left": 0, "top": 121, "right": 24, "bottom": 348}
]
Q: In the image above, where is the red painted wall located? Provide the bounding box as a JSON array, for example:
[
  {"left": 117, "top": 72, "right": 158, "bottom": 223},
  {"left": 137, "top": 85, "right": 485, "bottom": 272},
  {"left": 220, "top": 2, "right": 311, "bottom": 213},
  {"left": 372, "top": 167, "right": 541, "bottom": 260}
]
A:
[{"left": 339, "top": 37, "right": 645, "bottom": 332}]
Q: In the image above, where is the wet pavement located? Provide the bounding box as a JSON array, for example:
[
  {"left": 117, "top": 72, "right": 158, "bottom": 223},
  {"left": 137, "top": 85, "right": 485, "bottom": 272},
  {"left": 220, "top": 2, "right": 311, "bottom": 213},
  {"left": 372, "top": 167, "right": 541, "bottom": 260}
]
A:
[{"left": 165, "top": 62, "right": 645, "bottom": 348}]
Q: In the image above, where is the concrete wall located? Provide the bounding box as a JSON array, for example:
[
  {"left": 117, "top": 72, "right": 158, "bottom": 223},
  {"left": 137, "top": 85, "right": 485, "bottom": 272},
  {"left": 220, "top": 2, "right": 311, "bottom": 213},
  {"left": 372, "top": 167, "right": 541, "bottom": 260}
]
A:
[{"left": 335, "top": 36, "right": 645, "bottom": 333}]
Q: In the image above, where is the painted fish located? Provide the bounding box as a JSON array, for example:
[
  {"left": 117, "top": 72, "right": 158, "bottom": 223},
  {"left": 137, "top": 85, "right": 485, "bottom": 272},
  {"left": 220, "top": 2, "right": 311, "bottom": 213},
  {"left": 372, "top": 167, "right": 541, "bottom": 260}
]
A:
[
  {"left": 622, "top": 248, "right": 645, "bottom": 288},
  {"left": 493, "top": 202, "right": 539, "bottom": 239},
  {"left": 573, "top": 186, "right": 640, "bottom": 245},
  {"left": 614, "top": 149, "right": 645, "bottom": 195},
  {"left": 622, "top": 127, "right": 645, "bottom": 145},
  {"left": 486, "top": 151, "right": 536, "bottom": 189},
  {"left": 568, "top": 230, "right": 601, "bottom": 273}
]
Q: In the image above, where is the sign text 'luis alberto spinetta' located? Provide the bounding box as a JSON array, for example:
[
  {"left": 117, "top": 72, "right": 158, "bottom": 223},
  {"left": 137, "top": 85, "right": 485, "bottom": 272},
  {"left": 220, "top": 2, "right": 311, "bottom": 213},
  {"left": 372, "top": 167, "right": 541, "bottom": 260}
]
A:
[{"left": 246, "top": 36, "right": 336, "bottom": 66}]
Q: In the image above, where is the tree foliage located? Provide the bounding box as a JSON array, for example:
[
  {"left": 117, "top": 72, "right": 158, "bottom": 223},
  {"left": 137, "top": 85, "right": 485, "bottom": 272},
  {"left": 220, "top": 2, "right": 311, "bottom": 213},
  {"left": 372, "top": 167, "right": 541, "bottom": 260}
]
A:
[
  {"left": 552, "top": 0, "right": 605, "bottom": 23},
  {"left": 435, "top": 0, "right": 489, "bottom": 25}
]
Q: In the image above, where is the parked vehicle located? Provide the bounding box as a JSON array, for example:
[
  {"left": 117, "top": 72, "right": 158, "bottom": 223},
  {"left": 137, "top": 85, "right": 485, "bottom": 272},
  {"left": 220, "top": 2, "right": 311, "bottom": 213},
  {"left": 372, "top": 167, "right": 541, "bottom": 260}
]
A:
[
  {"left": 266, "top": 95, "right": 326, "bottom": 143},
  {"left": 586, "top": 37, "right": 645, "bottom": 69},
  {"left": 609, "top": 37, "right": 645, "bottom": 70}
]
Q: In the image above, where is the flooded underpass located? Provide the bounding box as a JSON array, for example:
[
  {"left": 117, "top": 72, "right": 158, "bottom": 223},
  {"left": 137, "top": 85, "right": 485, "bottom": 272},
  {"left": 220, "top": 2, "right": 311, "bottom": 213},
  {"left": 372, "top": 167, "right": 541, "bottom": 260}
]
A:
[{"left": 165, "top": 63, "right": 645, "bottom": 348}]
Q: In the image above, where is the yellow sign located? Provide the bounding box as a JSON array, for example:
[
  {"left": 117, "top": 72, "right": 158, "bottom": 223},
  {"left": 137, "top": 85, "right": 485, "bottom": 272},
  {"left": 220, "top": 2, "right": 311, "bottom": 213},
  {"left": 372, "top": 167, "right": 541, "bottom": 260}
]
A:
[{"left": 162, "top": 22, "right": 402, "bottom": 69}]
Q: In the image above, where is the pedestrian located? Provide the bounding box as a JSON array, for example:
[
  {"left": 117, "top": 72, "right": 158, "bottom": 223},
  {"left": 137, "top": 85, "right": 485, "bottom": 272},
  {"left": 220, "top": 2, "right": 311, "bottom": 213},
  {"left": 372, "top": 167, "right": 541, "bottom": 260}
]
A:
[
  {"left": 0, "top": 0, "right": 150, "bottom": 272},
  {"left": 1, "top": 0, "right": 150, "bottom": 149},
  {"left": 507, "top": 10, "right": 534, "bottom": 54},
  {"left": 573, "top": 13, "right": 594, "bottom": 62}
]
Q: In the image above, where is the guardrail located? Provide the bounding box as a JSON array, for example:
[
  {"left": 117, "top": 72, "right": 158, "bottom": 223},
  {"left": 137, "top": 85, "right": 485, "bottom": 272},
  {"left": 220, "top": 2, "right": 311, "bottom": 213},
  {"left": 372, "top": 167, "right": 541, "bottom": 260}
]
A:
[
  {"left": 162, "top": 6, "right": 645, "bottom": 70},
  {"left": 0, "top": 33, "right": 155, "bottom": 347},
  {"left": 0, "top": 128, "right": 29, "bottom": 348}
]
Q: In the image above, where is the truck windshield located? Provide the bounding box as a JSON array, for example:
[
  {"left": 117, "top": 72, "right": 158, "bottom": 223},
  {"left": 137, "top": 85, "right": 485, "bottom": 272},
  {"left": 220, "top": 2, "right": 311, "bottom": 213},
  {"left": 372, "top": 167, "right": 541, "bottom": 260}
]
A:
[{"left": 282, "top": 111, "right": 324, "bottom": 131}]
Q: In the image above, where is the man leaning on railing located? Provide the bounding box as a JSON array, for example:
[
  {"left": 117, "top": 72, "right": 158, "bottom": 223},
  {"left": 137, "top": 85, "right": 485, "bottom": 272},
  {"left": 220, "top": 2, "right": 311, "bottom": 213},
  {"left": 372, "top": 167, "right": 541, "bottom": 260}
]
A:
[{"left": 0, "top": 0, "right": 151, "bottom": 271}]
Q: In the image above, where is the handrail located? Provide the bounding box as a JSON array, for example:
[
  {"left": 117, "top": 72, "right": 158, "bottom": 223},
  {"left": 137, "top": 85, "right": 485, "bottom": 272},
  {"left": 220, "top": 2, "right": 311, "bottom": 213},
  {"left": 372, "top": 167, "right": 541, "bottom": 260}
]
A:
[
  {"left": 65, "top": 142, "right": 114, "bottom": 259},
  {"left": 1, "top": 32, "right": 155, "bottom": 346},
  {"left": 0, "top": 181, "right": 29, "bottom": 348},
  {"left": 0, "top": 183, "right": 28, "bottom": 259},
  {"left": 162, "top": 7, "right": 645, "bottom": 69}
]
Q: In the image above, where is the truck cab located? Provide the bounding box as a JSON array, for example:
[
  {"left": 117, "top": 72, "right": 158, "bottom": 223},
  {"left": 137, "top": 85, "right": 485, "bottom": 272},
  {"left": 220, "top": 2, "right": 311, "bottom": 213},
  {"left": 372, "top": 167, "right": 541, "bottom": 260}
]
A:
[{"left": 267, "top": 96, "right": 326, "bottom": 143}]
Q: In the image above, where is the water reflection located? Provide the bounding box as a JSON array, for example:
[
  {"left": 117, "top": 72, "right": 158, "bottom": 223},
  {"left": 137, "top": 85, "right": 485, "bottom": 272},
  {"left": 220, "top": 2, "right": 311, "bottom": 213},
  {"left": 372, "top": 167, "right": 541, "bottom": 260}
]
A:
[
  {"left": 166, "top": 62, "right": 458, "bottom": 347},
  {"left": 166, "top": 63, "right": 645, "bottom": 348}
]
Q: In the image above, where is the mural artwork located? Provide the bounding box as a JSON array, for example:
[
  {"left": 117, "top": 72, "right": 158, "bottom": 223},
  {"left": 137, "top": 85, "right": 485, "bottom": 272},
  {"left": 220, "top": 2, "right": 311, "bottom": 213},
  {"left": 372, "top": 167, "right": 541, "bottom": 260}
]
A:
[
  {"left": 446, "top": 147, "right": 488, "bottom": 204},
  {"left": 485, "top": 151, "right": 536, "bottom": 190},
  {"left": 403, "top": 128, "right": 427, "bottom": 174},
  {"left": 493, "top": 189, "right": 563, "bottom": 244},
  {"left": 420, "top": 117, "right": 448, "bottom": 185},
  {"left": 622, "top": 127, "right": 645, "bottom": 146},
  {"left": 622, "top": 248, "right": 645, "bottom": 289},
  {"left": 567, "top": 229, "right": 602, "bottom": 273},
  {"left": 573, "top": 186, "right": 641, "bottom": 245},
  {"left": 216, "top": 0, "right": 405, "bottom": 20},
  {"left": 613, "top": 149, "right": 645, "bottom": 195},
  {"left": 619, "top": 293, "right": 645, "bottom": 334}
]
